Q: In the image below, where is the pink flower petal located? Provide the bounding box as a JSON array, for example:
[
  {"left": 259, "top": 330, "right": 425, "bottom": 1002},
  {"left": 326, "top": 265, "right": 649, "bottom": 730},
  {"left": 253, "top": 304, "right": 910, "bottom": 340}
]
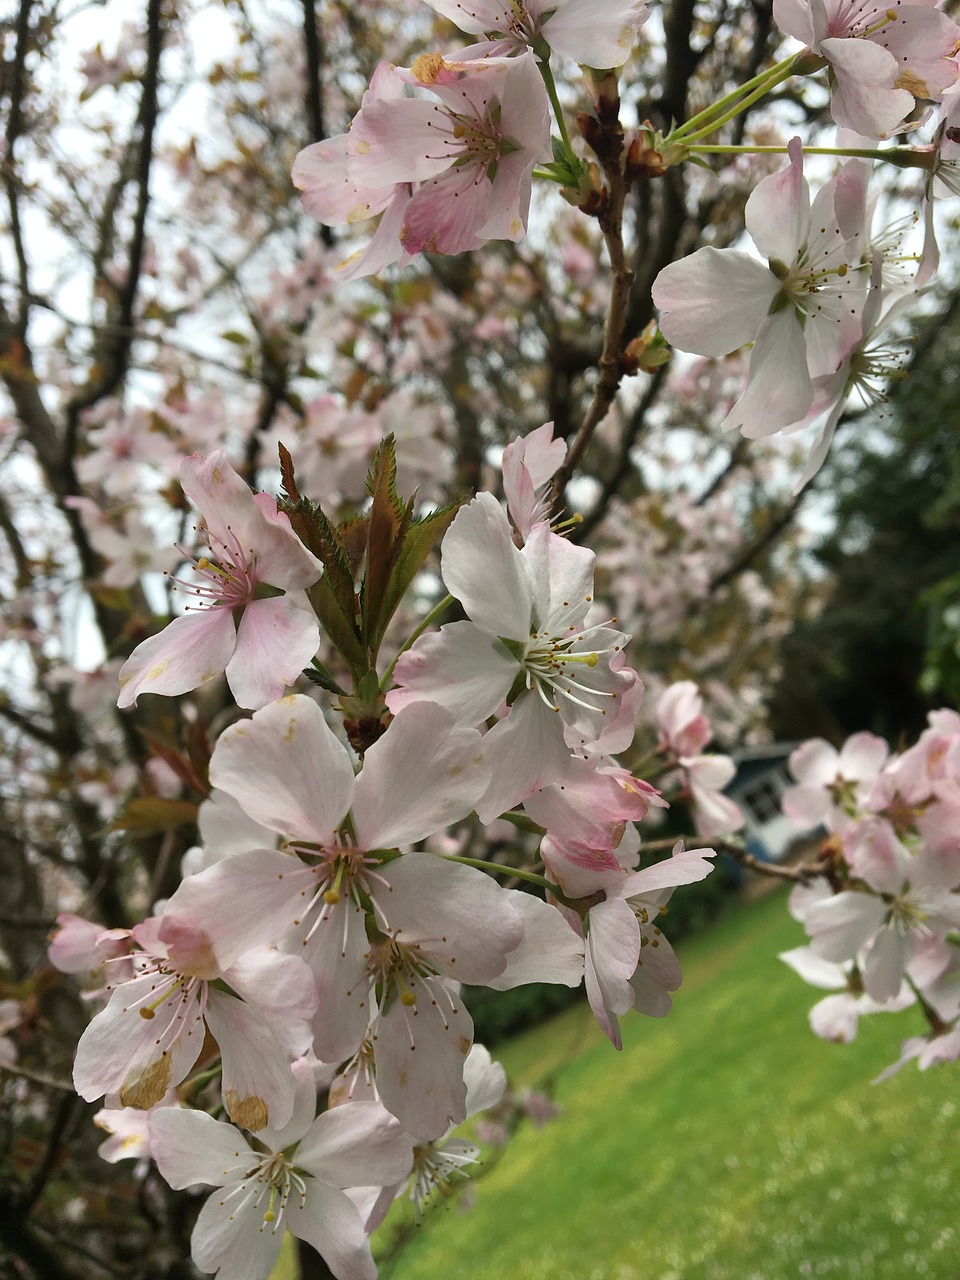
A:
[
  {"left": 117, "top": 608, "right": 237, "bottom": 708},
  {"left": 226, "top": 596, "right": 321, "bottom": 709}
]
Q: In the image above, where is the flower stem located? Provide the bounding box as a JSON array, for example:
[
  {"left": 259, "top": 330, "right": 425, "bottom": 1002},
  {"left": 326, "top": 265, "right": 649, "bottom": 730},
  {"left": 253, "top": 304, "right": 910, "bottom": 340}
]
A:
[
  {"left": 678, "top": 58, "right": 801, "bottom": 143},
  {"left": 539, "top": 59, "right": 573, "bottom": 152},
  {"left": 442, "top": 853, "right": 560, "bottom": 895},
  {"left": 667, "top": 52, "right": 803, "bottom": 147},
  {"left": 685, "top": 143, "right": 899, "bottom": 161}
]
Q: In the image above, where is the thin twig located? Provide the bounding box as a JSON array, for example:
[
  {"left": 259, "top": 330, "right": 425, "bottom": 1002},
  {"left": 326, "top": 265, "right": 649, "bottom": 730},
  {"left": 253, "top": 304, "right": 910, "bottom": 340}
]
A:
[
  {"left": 1, "top": 1062, "right": 76, "bottom": 1092},
  {"left": 550, "top": 96, "right": 634, "bottom": 512}
]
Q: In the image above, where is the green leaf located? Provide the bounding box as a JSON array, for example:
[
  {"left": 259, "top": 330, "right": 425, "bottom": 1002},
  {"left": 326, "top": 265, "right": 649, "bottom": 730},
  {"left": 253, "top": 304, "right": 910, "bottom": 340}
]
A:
[
  {"left": 361, "top": 436, "right": 412, "bottom": 649},
  {"left": 277, "top": 482, "right": 360, "bottom": 652},
  {"left": 307, "top": 576, "right": 366, "bottom": 676},
  {"left": 303, "top": 662, "right": 348, "bottom": 696},
  {"left": 110, "top": 797, "right": 199, "bottom": 834},
  {"left": 373, "top": 501, "right": 462, "bottom": 652}
]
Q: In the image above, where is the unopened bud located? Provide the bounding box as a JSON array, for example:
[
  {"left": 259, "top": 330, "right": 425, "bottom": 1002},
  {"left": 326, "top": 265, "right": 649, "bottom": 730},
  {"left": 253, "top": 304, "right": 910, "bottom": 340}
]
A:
[
  {"left": 584, "top": 67, "right": 621, "bottom": 124},
  {"left": 622, "top": 320, "right": 671, "bottom": 375},
  {"left": 626, "top": 133, "right": 667, "bottom": 180},
  {"left": 560, "top": 158, "right": 607, "bottom": 216},
  {"left": 576, "top": 110, "right": 604, "bottom": 153}
]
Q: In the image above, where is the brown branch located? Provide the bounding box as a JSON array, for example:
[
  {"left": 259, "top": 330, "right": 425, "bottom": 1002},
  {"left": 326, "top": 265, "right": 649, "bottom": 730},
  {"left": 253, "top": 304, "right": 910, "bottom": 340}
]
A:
[
  {"left": 0, "top": 490, "right": 32, "bottom": 589},
  {"left": 694, "top": 438, "right": 749, "bottom": 508},
  {"left": 0, "top": 701, "right": 61, "bottom": 750},
  {"left": 709, "top": 487, "right": 807, "bottom": 592},
  {"left": 18, "top": 1090, "right": 86, "bottom": 1213},
  {"left": 64, "top": 0, "right": 167, "bottom": 441},
  {"left": 0, "top": 911, "right": 56, "bottom": 930},
  {"left": 4, "top": 0, "right": 34, "bottom": 330},
  {"left": 716, "top": 836, "right": 829, "bottom": 882},
  {"left": 731, "top": 0, "right": 776, "bottom": 146},
  {"left": 301, "top": 0, "right": 335, "bottom": 249},
  {"left": 550, "top": 86, "right": 634, "bottom": 512},
  {"left": 1, "top": 1062, "right": 75, "bottom": 1092},
  {"left": 575, "top": 364, "right": 667, "bottom": 541},
  {"left": 658, "top": 0, "right": 705, "bottom": 126}
]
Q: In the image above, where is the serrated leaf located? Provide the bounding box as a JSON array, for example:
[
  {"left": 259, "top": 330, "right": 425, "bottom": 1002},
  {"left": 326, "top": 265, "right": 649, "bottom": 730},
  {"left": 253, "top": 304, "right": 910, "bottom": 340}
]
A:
[
  {"left": 110, "top": 797, "right": 199, "bottom": 834},
  {"left": 338, "top": 516, "right": 369, "bottom": 579},
  {"left": 278, "top": 442, "right": 301, "bottom": 503},
  {"left": 362, "top": 436, "right": 411, "bottom": 648},
  {"left": 370, "top": 501, "right": 462, "bottom": 653},
  {"left": 307, "top": 577, "right": 366, "bottom": 676},
  {"left": 364, "top": 435, "right": 405, "bottom": 516},
  {"left": 303, "top": 662, "right": 348, "bottom": 696},
  {"left": 279, "top": 495, "right": 357, "bottom": 629}
]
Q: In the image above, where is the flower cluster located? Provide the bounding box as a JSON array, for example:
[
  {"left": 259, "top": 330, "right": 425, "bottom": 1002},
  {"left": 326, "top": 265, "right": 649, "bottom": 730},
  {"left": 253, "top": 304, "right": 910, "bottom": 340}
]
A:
[
  {"left": 779, "top": 711, "right": 960, "bottom": 1073},
  {"left": 293, "top": 51, "right": 551, "bottom": 276},
  {"left": 41, "top": 0, "right": 960, "bottom": 1273},
  {"left": 55, "top": 436, "right": 721, "bottom": 1280}
]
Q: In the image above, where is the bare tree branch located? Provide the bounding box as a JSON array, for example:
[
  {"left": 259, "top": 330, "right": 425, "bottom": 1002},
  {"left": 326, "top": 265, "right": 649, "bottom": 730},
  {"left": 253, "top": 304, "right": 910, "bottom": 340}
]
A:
[{"left": 64, "top": 0, "right": 167, "bottom": 443}]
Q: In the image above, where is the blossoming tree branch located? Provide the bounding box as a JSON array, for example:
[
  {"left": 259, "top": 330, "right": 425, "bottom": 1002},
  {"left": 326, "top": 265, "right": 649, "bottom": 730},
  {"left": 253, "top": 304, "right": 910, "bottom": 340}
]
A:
[{"left": 1, "top": 0, "right": 959, "bottom": 1276}]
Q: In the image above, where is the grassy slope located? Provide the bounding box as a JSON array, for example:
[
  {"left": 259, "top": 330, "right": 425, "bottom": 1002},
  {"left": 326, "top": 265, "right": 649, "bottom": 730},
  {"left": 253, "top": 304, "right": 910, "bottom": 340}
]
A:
[{"left": 372, "top": 890, "right": 960, "bottom": 1280}]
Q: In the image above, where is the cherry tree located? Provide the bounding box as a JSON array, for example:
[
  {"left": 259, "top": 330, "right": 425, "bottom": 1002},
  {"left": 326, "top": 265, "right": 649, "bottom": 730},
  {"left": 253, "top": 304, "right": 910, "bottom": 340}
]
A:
[{"left": 1, "top": 0, "right": 958, "bottom": 1276}]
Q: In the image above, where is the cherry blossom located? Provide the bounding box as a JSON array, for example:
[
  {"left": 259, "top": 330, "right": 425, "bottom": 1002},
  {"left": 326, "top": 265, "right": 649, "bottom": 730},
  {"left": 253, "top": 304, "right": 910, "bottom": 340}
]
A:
[
  {"left": 73, "top": 915, "right": 317, "bottom": 1131},
  {"left": 544, "top": 842, "right": 716, "bottom": 1047},
  {"left": 776, "top": 257, "right": 919, "bottom": 489},
  {"left": 150, "top": 1064, "right": 412, "bottom": 1280},
  {"left": 355, "top": 1043, "right": 508, "bottom": 1231},
  {"left": 423, "top": 0, "right": 648, "bottom": 68},
  {"left": 782, "top": 729, "right": 889, "bottom": 831},
  {"left": 779, "top": 946, "right": 913, "bottom": 1042},
  {"left": 652, "top": 140, "right": 871, "bottom": 441},
  {"left": 654, "top": 682, "right": 745, "bottom": 836},
  {"left": 292, "top": 62, "right": 415, "bottom": 281},
  {"left": 800, "top": 819, "right": 960, "bottom": 1001},
  {"left": 501, "top": 420, "right": 567, "bottom": 542},
  {"left": 48, "top": 912, "right": 132, "bottom": 978},
  {"left": 387, "top": 492, "right": 638, "bottom": 819},
  {"left": 347, "top": 52, "right": 550, "bottom": 255},
  {"left": 117, "top": 452, "right": 323, "bottom": 710},
  {"left": 773, "top": 0, "right": 960, "bottom": 136},
  {"left": 92, "top": 1094, "right": 180, "bottom": 1164},
  {"left": 157, "top": 695, "right": 523, "bottom": 1137},
  {"left": 657, "top": 680, "right": 712, "bottom": 758},
  {"left": 523, "top": 756, "right": 661, "bottom": 851}
]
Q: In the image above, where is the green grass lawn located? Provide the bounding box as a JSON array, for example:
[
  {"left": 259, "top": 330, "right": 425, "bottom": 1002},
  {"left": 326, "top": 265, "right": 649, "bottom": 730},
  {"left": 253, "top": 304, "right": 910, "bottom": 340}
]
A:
[{"left": 276, "top": 889, "right": 960, "bottom": 1279}]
